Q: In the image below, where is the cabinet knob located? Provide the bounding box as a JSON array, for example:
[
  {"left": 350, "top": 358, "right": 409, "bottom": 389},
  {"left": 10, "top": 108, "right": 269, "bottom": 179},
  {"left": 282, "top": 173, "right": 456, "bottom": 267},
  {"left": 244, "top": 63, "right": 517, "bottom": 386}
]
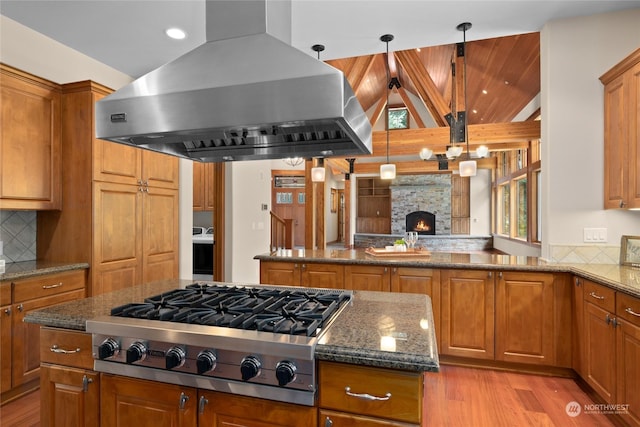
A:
[
  {"left": 17, "top": 304, "right": 23, "bottom": 312},
  {"left": 324, "top": 417, "right": 333, "bottom": 427},
  {"left": 620, "top": 200, "right": 626, "bottom": 208},
  {"left": 488, "top": 272, "right": 492, "bottom": 278},
  {"left": 574, "top": 278, "right": 582, "bottom": 286},
  {"left": 3, "top": 308, "right": 10, "bottom": 316}
]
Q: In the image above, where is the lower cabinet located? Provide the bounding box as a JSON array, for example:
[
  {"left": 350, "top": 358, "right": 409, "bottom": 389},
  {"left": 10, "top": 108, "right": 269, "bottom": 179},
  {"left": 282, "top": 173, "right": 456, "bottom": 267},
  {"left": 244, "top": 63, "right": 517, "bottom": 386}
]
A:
[
  {"left": 318, "top": 361, "right": 423, "bottom": 426},
  {"left": 260, "top": 261, "right": 344, "bottom": 289},
  {"left": 344, "top": 265, "right": 391, "bottom": 291},
  {"left": 616, "top": 293, "right": 640, "bottom": 427},
  {"left": 440, "top": 269, "right": 495, "bottom": 359},
  {"left": 40, "top": 365, "right": 99, "bottom": 427},
  {"left": 200, "top": 391, "right": 317, "bottom": 427}
]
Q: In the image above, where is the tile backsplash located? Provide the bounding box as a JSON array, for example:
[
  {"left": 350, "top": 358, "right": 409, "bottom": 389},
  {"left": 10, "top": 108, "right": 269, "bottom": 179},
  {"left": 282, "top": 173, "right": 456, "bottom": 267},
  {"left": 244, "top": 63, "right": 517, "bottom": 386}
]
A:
[
  {"left": 548, "top": 244, "right": 620, "bottom": 264},
  {"left": 0, "top": 210, "right": 37, "bottom": 262}
]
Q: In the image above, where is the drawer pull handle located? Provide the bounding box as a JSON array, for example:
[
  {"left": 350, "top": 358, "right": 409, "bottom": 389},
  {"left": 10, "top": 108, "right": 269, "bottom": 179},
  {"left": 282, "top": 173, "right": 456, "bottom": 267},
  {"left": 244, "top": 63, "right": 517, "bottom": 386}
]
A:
[
  {"left": 589, "top": 291, "right": 605, "bottom": 300},
  {"left": 50, "top": 345, "right": 81, "bottom": 354},
  {"left": 179, "top": 392, "right": 190, "bottom": 410},
  {"left": 345, "top": 386, "right": 391, "bottom": 401},
  {"left": 198, "top": 396, "right": 209, "bottom": 414},
  {"left": 42, "top": 282, "right": 63, "bottom": 290},
  {"left": 626, "top": 307, "right": 640, "bottom": 317}
]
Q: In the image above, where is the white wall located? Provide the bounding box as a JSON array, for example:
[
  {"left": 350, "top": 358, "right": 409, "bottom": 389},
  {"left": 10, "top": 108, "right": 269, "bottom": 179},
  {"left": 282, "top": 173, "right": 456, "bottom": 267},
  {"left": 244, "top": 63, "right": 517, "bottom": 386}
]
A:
[
  {"left": 540, "top": 9, "right": 640, "bottom": 259},
  {"left": 470, "top": 169, "right": 491, "bottom": 236}
]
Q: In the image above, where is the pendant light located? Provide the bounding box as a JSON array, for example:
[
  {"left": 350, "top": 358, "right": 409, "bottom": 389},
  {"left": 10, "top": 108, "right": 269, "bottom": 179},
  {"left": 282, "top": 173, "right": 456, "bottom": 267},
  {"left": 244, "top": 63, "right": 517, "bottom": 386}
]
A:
[
  {"left": 310, "top": 44, "right": 327, "bottom": 182},
  {"left": 379, "top": 34, "right": 396, "bottom": 180},
  {"left": 456, "top": 22, "right": 477, "bottom": 177}
]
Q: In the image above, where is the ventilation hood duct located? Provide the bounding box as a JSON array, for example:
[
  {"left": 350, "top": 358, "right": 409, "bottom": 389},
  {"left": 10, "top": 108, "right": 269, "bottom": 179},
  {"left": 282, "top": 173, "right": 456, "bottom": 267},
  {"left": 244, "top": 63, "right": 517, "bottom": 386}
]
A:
[{"left": 95, "top": 0, "right": 372, "bottom": 162}]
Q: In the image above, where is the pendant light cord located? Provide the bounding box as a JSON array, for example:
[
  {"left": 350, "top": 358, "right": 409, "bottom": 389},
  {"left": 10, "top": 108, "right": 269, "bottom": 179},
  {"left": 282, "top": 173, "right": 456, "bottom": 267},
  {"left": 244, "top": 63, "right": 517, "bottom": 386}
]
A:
[{"left": 380, "top": 34, "right": 394, "bottom": 164}]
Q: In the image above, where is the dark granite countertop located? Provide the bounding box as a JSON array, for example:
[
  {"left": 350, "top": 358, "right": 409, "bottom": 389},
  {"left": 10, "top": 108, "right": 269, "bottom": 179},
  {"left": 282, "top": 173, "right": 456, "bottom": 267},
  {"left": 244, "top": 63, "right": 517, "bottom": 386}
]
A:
[
  {"left": 0, "top": 260, "right": 89, "bottom": 282},
  {"left": 24, "top": 279, "right": 439, "bottom": 373},
  {"left": 255, "top": 249, "right": 640, "bottom": 298}
]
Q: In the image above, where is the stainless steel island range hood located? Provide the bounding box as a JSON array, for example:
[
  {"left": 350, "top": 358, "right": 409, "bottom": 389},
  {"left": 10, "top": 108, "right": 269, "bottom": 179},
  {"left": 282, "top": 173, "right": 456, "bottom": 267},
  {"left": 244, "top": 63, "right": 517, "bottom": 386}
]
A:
[{"left": 95, "top": 0, "right": 372, "bottom": 162}]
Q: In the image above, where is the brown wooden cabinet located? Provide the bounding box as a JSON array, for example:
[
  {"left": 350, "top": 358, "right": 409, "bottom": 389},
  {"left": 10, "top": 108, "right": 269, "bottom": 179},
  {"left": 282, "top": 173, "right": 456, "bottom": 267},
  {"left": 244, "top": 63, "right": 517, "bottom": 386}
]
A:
[
  {"left": 344, "top": 265, "right": 391, "bottom": 291},
  {"left": 0, "top": 282, "right": 12, "bottom": 394},
  {"left": 318, "top": 361, "right": 422, "bottom": 426},
  {"left": 601, "top": 47, "right": 640, "bottom": 209},
  {"left": 193, "top": 162, "right": 215, "bottom": 211},
  {"left": 101, "top": 374, "right": 197, "bottom": 427},
  {"left": 572, "top": 276, "right": 586, "bottom": 376},
  {"left": 40, "top": 365, "right": 99, "bottom": 427},
  {"left": 440, "top": 269, "right": 495, "bottom": 360},
  {"left": 260, "top": 261, "right": 344, "bottom": 289},
  {"left": 495, "top": 271, "right": 570, "bottom": 366},
  {"left": 583, "top": 280, "right": 617, "bottom": 403},
  {"left": 616, "top": 292, "right": 640, "bottom": 427},
  {"left": 37, "top": 81, "right": 179, "bottom": 296},
  {"left": 200, "top": 390, "right": 317, "bottom": 427},
  {"left": 356, "top": 178, "right": 390, "bottom": 234},
  {"left": 1, "top": 270, "right": 86, "bottom": 403},
  {"left": 0, "top": 64, "right": 61, "bottom": 210}
]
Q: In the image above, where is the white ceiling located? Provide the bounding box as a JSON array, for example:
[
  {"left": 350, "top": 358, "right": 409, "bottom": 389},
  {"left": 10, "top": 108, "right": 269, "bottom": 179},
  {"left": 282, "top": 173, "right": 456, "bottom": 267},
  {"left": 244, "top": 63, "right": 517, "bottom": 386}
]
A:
[{"left": 2, "top": 0, "right": 639, "bottom": 78}]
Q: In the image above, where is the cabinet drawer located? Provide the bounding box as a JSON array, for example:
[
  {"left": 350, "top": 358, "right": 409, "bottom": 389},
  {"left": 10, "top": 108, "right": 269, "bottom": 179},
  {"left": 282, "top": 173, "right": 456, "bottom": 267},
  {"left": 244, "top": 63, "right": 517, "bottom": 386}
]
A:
[
  {"left": 584, "top": 281, "right": 615, "bottom": 312},
  {"left": 0, "top": 282, "right": 10, "bottom": 305},
  {"left": 40, "top": 327, "right": 94, "bottom": 370},
  {"left": 13, "top": 270, "right": 86, "bottom": 302},
  {"left": 617, "top": 292, "right": 640, "bottom": 327},
  {"left": 318, "top": 361, "right": 422, "bottom": 424},
  {"left": 320, "top": 409, "right": 418, "bottom": 426}
]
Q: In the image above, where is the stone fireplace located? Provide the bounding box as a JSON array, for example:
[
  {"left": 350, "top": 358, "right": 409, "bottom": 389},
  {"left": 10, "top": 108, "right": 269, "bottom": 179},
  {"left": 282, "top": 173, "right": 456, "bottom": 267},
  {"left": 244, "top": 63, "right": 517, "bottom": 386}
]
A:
[
  {"left": 390, "top": 174, "right": 451, "bottom": 235},
  {"left": 406, "top": 211, "right": 436, "bottom": 235}
]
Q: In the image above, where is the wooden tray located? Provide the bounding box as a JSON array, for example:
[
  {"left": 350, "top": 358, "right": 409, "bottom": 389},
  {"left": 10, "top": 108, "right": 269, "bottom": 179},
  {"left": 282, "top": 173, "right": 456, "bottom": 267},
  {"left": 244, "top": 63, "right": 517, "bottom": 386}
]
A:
[{"left": 365, "top": 247, "right": 431, "bottom": 257}]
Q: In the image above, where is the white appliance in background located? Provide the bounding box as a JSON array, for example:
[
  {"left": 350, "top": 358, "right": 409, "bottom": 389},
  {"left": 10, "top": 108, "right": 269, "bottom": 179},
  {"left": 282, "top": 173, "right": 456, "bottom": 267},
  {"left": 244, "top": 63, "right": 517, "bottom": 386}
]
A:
[{"left": 193, "top": 227, "right": 214, "bottom": 281}]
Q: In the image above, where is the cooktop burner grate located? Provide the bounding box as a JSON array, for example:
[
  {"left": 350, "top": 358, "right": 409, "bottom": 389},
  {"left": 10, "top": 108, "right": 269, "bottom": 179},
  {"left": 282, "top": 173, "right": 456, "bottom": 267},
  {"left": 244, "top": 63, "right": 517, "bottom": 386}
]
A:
[{"left": 110, "top": 283, "right": 350, "bottom": 336}]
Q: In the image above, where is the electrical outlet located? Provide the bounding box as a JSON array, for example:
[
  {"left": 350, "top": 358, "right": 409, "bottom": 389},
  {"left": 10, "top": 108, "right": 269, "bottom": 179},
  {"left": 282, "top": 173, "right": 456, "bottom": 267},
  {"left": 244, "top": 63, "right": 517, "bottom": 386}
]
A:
[{"left": 583, "top": 228, "right": 607, "bottom": 243}]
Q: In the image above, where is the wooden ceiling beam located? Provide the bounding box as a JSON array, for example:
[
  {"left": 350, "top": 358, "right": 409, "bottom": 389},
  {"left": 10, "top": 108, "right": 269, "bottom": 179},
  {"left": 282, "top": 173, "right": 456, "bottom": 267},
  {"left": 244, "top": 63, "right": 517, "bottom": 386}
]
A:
[
  {"left": 352, "top": 157, "right": 497, "bottom": 174},
  {"left": 366, "top": 121, "right": 540, "bottom": 157},
  {"left": 394, "top": 49, "right": 451, "bottom": 127},
  {"left": 396, "top": 86, "right": 426, "bottom": 128}
]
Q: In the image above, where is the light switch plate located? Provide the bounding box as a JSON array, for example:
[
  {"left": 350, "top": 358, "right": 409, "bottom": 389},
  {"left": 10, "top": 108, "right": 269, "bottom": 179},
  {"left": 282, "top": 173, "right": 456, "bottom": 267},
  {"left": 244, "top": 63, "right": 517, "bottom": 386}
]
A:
[{"left": 583, "top": 228, "right": 607, "bottom": 242}]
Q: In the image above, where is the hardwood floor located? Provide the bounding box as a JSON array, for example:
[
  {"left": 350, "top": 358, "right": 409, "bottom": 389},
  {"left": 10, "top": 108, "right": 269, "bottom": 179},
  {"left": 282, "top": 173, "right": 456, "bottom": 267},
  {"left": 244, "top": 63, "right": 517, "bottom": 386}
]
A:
[
  {"left": 424, "top": 365, "right": 617, "bottom": 426},
  {"left": 0, "top": 366, "right": 620, "bottom": 427}
]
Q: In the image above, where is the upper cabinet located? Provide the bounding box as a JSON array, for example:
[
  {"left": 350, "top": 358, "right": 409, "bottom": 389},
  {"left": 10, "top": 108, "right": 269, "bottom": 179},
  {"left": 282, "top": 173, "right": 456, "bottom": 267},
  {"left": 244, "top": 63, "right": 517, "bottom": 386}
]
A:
[
  {"left": 0, "top": 64, "right": 61, "bottom": 210},
  {"left": 193, "top": 162, "right": 215, "bottom": 211},
  {"left": 601, "top": 48, "right": 640, "bottom": 209}
]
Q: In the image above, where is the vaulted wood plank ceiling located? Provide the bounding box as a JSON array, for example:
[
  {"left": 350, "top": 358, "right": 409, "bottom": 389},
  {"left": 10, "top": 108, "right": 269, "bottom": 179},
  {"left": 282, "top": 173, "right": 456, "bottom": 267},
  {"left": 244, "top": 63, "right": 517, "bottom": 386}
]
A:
[{"left": 324, "top": 31, "right": 541, "bottom": 174}]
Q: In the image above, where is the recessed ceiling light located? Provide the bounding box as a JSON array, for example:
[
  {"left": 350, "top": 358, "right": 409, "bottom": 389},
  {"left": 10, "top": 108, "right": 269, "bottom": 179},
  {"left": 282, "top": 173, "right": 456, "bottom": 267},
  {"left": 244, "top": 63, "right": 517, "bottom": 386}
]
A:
[
  {"left": 482, "top": 89, "right": 488, "bottom": 95},
  {"left": 472, "top": 109, "right": 478, "bottom": 114},
  {"left": 416, "top": 47, "right": 421, "bottom": 52},
  {"left": 165, "top": 27, "right": 187, "bottom": 40}
]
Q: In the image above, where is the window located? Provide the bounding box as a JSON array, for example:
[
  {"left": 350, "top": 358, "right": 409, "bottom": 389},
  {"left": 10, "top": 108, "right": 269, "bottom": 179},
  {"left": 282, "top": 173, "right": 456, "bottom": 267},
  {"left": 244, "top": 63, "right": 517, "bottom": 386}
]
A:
[
  {"left": 493, "top": 139, "right": 541, "bottom": 244},
  {"left": 388, "top": 107, "right": 409, "bottom": 129}
]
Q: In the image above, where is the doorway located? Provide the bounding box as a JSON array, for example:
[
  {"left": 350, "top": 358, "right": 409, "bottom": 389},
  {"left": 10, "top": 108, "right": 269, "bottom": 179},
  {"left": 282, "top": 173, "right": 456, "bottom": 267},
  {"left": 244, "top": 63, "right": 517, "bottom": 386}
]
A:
[{"left": 271, "top": 170, "right": 306, "bottom": 247}]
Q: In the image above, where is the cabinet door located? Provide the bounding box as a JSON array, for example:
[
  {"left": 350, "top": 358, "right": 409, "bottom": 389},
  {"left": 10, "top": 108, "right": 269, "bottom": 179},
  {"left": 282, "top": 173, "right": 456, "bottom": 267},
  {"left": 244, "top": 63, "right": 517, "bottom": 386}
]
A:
[
  {"left": 616, "top": 318, "right": 640, "bottom": 427},
  {"left": 495, "top": 271, "right": 555, "bottom": 365},
  {"left": 1, "top": 303, "right": 11, "bottom": 393},
  {"left": 193, "top": 162, "right": 215, "bottom": 211},
  {"left": 12, "top": 289, "right": 85, "bottom": 387},
  {"left": 142, "top": 150, "right": 179, "bottom": 189},
  {"left": 92, "top": 181, "right": 142, "bottom": 295},
  {"left": 101, "top": 374, "right": 197, "bottom": 427},
  {"left": 0, "top": 65, "right": 61, "bottom": 209},
  {"left": 93, "top": 138, "right": 141, "bottom": 185},
  {"left": 603, "top": 72, "right": 629, "bottom": 209},
  {"left": 584, "top": 302, "right": 616, "bottom": 403},
  {"left": 301, "top": 263, "right": 344, "bottom": 289},
  {"left": 572, "top": 277, "right": 585, "bottom": 376},
  {"left": 628, "top": 62, "right": 640, "bottom": 208},
  {"left": 320, "top": 409, "right": 418, "bottom": 427},
  {"left": 345, "top": 265, "right": 390, "bottom": 291},
  {"left": 40, "top": 365, "right": 99, "bottom": 427},
  {"left": 260, "top": 262, "right": 301, "bottom": 287},
  {"left": 391, "top": 267, "right": 440, "bottom": 348},
  {"left": 440, "top": 270, "right": 495, "bottom": 359},
  {"left": 199, "top": 390, "right": 317, "bottom": 427},
  {"left": 142, "top": 187, "right": 179, "bottom": 283}
]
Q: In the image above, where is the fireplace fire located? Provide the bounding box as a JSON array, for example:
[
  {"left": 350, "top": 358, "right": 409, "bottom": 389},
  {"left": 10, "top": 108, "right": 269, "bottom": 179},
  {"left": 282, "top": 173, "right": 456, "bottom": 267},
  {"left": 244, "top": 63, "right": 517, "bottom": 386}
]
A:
[{"left": 406, "top": 211, "right": 436, "bottom": 235}]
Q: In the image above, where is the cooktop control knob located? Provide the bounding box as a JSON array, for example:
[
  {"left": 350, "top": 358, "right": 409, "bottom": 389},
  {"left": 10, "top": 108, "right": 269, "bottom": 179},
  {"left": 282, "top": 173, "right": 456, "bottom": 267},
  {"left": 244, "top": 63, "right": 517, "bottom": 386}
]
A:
[
  {"left": 275, "top": 360, "right": 297, "bottom": 386},
  {"left": 196, "top": 350, "right": 217, "bottom": 374},
  {"left": 97, "top": 338, "right": 119, "bottom": 360},
  {"left": 165, "top": 346, "right": 186, "bottom": 370},
  {"left": 240, "top": 356, "right": 261, "bottom": 381},
  {"left": 126, "top": 341, "right": 147, "bottom": 364}
]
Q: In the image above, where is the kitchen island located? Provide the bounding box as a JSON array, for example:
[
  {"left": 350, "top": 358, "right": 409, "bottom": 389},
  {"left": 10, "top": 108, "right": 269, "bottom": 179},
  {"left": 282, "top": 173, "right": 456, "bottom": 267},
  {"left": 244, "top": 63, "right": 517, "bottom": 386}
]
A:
[{"left": 26, "top": 278, "right": 438, "bottom": 427}]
